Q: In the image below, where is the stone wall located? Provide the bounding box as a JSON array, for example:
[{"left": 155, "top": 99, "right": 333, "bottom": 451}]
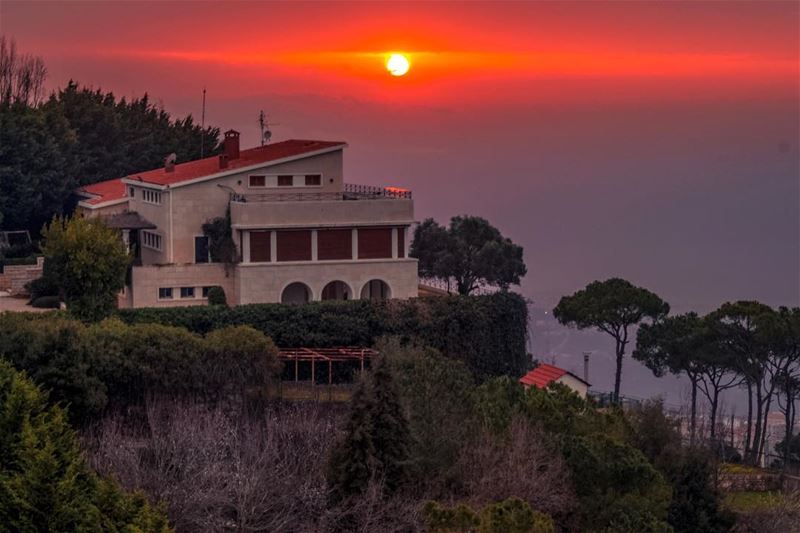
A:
[{"left": 0, "top": 257, "right": 44, "bottom": 295}]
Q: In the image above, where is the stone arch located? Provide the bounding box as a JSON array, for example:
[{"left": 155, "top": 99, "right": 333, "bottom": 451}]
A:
[
  {"left": 281, "top": 282, "right": 312, "bottom": 304},
  {"left": 360, "top": 279, "right": 392, "bottom": 301}
]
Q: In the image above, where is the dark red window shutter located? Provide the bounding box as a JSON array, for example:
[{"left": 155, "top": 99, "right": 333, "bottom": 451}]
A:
[
  {"left": 358, "top": 228, "right": 392, "bottom": 259},
  {"left": 397, "top": 227, "right": 405, "bottom": 258},
  {"left": 250, "top": 231, "right": 271, "bottom": 262},
  {"left": 318, "top": 229, "right": 352, "bottom": 260},
  {"left": 277, "top": 230, "right": 311, "bottom": 261}
]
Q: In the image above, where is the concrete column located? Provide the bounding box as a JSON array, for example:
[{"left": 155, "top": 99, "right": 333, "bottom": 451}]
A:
[
  {"left": 351, "top": 228, "right": 358, "bottom": 260},
  {"left": 311, "top": 230, "right": 318, "bottom": 261},
  {"left": 391, "top": 228, "right": 398, "bottom": 259},
  {"left": 270, "top": 230, "right": 277, "bottom": 263},
  {"left": 242, "top": 231, "right": 251, "bottom": 263}
]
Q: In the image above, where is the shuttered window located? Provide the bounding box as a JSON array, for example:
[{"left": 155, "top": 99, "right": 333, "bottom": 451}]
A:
[
  {"left": 397, "top": 227, "right": 405, "bottom": 258},
  {"left": 358, "top": 228, "right": 392, "bottom": 259},
  {"left": 276, "top": 230, "right": 311, "bottom": 261},
  {"left": 318, "top": 229, "right": 352, "bottom": 260},
  {"left": 250, "top": 231, "right": 271, "bottom": 262}
]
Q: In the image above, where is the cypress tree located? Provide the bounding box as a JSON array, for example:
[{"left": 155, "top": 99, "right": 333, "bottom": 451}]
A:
[
  {"left": 369, "top": 357, "right": 413, "bottom": 492},
  {"left": 327, "top": 357, "right": 413, "bottom": 502}
]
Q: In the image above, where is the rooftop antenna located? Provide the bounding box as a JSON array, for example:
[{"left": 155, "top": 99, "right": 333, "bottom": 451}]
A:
[
  {"left": 258, "top": 110, "right": 280, "bottom": 146},
  {"left": 200, "top": 87, "right": 207, "bottom": 158}
]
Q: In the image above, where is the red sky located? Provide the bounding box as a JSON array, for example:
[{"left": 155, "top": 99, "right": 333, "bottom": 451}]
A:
[{"left": 2, "top": 1, "right": 799, "bottom": 395}]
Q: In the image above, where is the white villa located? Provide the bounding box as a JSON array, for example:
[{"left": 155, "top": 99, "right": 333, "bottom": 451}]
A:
[{"left": 76, "top": 131, "right": 418, "bottom": 307}]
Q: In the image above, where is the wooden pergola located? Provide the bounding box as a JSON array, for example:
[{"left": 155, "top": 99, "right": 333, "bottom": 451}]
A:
[{"left": 278, "top": 347, "right": 379, "bottom": 385}]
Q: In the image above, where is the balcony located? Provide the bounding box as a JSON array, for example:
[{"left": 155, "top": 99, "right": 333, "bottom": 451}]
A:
[
  {"left": 230, "top": 183, "right": 412, "bottom": 203},
  {"left": 229, "top": 183, "right": 414, "bottom": 229}
]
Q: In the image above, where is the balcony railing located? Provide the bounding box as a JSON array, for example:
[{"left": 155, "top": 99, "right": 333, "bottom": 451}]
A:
[{"left": 231, "top": 183, "right": 412, "bottom": 203}]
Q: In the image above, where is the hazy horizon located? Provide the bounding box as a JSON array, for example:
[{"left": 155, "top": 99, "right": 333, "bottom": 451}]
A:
[{"left": 3, "top": 0, "right": 798, "bottom": 405}]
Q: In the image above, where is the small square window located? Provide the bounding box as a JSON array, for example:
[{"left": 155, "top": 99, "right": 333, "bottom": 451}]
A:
[
  {"left": 180, "top": 287, "right": 195, "bottom": 299},
  {"left": 277, "top": 175, "right": 293, "bottom": 186},
  {"left": 249, "top": 175, "right": 265, "bottom": 187},
  {"left": 305, "top": 174, "right": 321, "bottom": 186},
  {"left": 202, "top": 286, "right": 213, "bottom": 298},
  {"left": 158, "top": 287, "right": 173, "bottom": 299}
]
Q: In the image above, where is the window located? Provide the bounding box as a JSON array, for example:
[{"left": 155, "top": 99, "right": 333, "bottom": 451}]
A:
[
  {"left": 194, "top": 236, "right": 209, "bottom": 263},
  {"left": 202, "top": 286, "right": 213, "bottom": 298},
  {"left": 277, "top": 175, "right": 293, "bottom": 186},
  {"left": 249, "top": 231, "right": 271, "bottom": 262},
  {"left": 305, "top": 174, "right": 321, "bottom": 186},
  {"left": 142, "top": 189, "right": 162, "bottom": 204},
  {"left": 357, "top": 228, "right": 392, "bottom": 259},
  {"left": 249, "top": 175, "right": 266, "bottom": 187},
  {"left": 317, "top": 229, "right": 352, "bottom": 260},
  {"left": 276, "top": 230, "right": 311, "bottom": 261},
  {"left": 142, "top": 231, "right": 162, "bottom": 251},
  {"left": 180, "top": 287, "right": 195, "bottom": 299},
  {"left": 158, "top": 287, "right": 173, "bottom": 299},
  {"left": 128, "top": 186, "right": 135, "bottom": 198}
]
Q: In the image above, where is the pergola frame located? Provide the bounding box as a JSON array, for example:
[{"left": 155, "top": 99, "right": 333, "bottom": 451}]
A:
[{"left": 278, "top": 347, "right": 379, "bottom": 386}]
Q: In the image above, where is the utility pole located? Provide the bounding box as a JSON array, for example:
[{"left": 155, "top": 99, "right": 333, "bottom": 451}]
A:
[
  {"left": 582, "top": 351, "right": 592, "bottom": 384},
  {"left": 200, "top": 87, "right": 206, "bottom": 158}
]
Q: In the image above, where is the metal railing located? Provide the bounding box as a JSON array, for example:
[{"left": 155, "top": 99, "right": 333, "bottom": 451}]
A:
[{"left": 231, "top": 183, "right": 412, "bottom": 203}]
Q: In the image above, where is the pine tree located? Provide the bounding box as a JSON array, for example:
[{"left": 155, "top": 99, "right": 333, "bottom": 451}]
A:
[
  {"left": 369, "top": 357, "right": 413, "bottom": 492},
  {"left": 327, "top": 379, "right": 377, "bottom": 503},
  {"left": 327, "top": 357, "right": 413, "bottom": 502},
  {"left": 0, "top": 360, "right": 171, "bottom": 531}
]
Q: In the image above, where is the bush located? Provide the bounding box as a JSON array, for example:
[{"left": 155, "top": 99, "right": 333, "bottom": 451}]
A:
[
  {"left": 25, "top": 274, "right": 60, "bottom": 300},
  {"left": 31, "top": 295, "right": 61, "bottom": 308},
  {"left": 0, "top": 314, "right": 282, "bottom": 423},
  {"left": 206, "top": 285, "right": 227, "bottom": 306},
  {"left": 0, "top": 360, "right": 171, "bottom": 531},
  {"left": 118, "top": 292, "right": 529, "bottom": 381},
  {"left": 423, "top": 499, "right": 555, "bottom": 533}
]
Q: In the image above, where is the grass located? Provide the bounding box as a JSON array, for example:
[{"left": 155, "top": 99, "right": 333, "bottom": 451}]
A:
[
  {"left": 723, "top": 491, "right": 785, "bottom": 513},
  {"left": 263, "top": 381, "right": 355, "bottom": 403},
  {"left": 720, "top": 463, "right": 764, "bottom": 475}
]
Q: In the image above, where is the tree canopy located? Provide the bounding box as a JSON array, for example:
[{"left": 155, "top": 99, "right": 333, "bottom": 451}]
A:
[
  {"left": 41, "top": 215, "right": 131, "bottom": 321},
  {"left": 554, "top": 278, "right": 669, "bottom": 402},
  {"left": 0, "top": 41, "right": 222, "bottom": 235},
  {"left": 410, "top": 215, "right": 526, "bottom": 295}
]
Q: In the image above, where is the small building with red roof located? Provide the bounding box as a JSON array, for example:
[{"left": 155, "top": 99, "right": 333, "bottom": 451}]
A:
[
  {"left": 75, "top": 131, "right": 417, "bottom": 308},
  {"left": 519, "top": 363, "right": 591, "bottom": 398}
]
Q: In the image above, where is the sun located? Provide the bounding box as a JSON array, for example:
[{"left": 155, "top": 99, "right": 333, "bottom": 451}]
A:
[{"left": 386, "top": 53, "right": 410, "bottom": 76}]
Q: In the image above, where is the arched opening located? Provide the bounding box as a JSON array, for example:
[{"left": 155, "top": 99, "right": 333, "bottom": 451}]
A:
[
  {"left": 360, "top": 279, "right": 392, "bottom": 301},
  {"left": 281, "top": 282, "right": 312, "bottom": 304},
  {"left": 321, "top": 280, "right": 351, "bottom": 301}
]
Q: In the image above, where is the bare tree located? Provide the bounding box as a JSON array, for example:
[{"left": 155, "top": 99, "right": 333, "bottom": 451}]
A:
[
  {"left": 455, "top": 418, "right": 576, "bottom": 521},
  {"left": 0, "top": 35, "right": 47, "bottom": 107}
]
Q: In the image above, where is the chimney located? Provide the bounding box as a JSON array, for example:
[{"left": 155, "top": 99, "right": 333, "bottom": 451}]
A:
[
  {"left": 219, "top": 153, "right": 229, "bottom": 169},
  {"left": 583, "top": 351, "right": 591, "bottom": 384},
  {"left": 164, "top": 153, "right": 177, "bottom": 172},
  {"left": 224, "top": 129, "right": 240, "bottom": 160}
]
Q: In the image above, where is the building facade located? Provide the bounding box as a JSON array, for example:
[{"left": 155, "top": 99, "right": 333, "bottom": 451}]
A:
[{"left": 76, "top": 131, "right": 418, "bottom": 308}]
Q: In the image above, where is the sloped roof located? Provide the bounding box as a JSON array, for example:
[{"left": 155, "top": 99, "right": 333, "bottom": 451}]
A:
[
  {"left": 123, "top": 139, "right": 345, "bottom": 187},
  {"left": 519, "top": 363, "right": 590, "bottom": 390},
  {"left": 76, "top": 139, "right": 346, "bottom": 207},
  {"left": 520, "top": 363, "right": 568, "bottom": 389},
  {"left": 77, "top": 178, "right": 127, "bottom": 206}
]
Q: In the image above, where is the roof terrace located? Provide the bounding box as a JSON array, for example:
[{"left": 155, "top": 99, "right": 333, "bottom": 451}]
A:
[{"left": 231, "top": 183, "right": 412, "bottom": 203}]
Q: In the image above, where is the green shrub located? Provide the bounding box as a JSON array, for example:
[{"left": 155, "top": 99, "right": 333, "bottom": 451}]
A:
[
  {"left": 423, "top": 499, "right": 555, "bottom": 533},
  {"left": 25, "top": 274, "right": 60, "bottom": 300},
  {"left": 31, "top": 295, "right": 61, "bottom": 308},
  {"left": 0, "top": 314, "right": 282, "bottom": 422},
  {"left": 0, "top": 360, "right": 171, "bottom": 531},
  {"left": 118, "top": 292, "right": 529, "bottom": 381},
  {"left": 206, "top": 285, "right": 227, "bottom": 306}
]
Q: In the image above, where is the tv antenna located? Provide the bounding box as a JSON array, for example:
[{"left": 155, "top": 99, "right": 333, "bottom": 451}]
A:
[{"left": 258, "top": 110, "right": 280, "bottom": 146}]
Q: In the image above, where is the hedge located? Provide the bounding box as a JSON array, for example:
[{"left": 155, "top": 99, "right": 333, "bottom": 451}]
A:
[{"left": 117, "top": 292, "right": 530, "bottom": 381}]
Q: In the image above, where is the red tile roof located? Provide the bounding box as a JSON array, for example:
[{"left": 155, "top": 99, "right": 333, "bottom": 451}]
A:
[
  {"left": 124, "top": 139, "right": 345, "bottom": 187},
  {"left": 78, "top": 178, "right": 127, "bottom": 206},
  {"left": 77, "top": 139, "right": 346, "bottom": 206},
  {"left": 519, "top": 363, "right": 569, "bottom": 389}
]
